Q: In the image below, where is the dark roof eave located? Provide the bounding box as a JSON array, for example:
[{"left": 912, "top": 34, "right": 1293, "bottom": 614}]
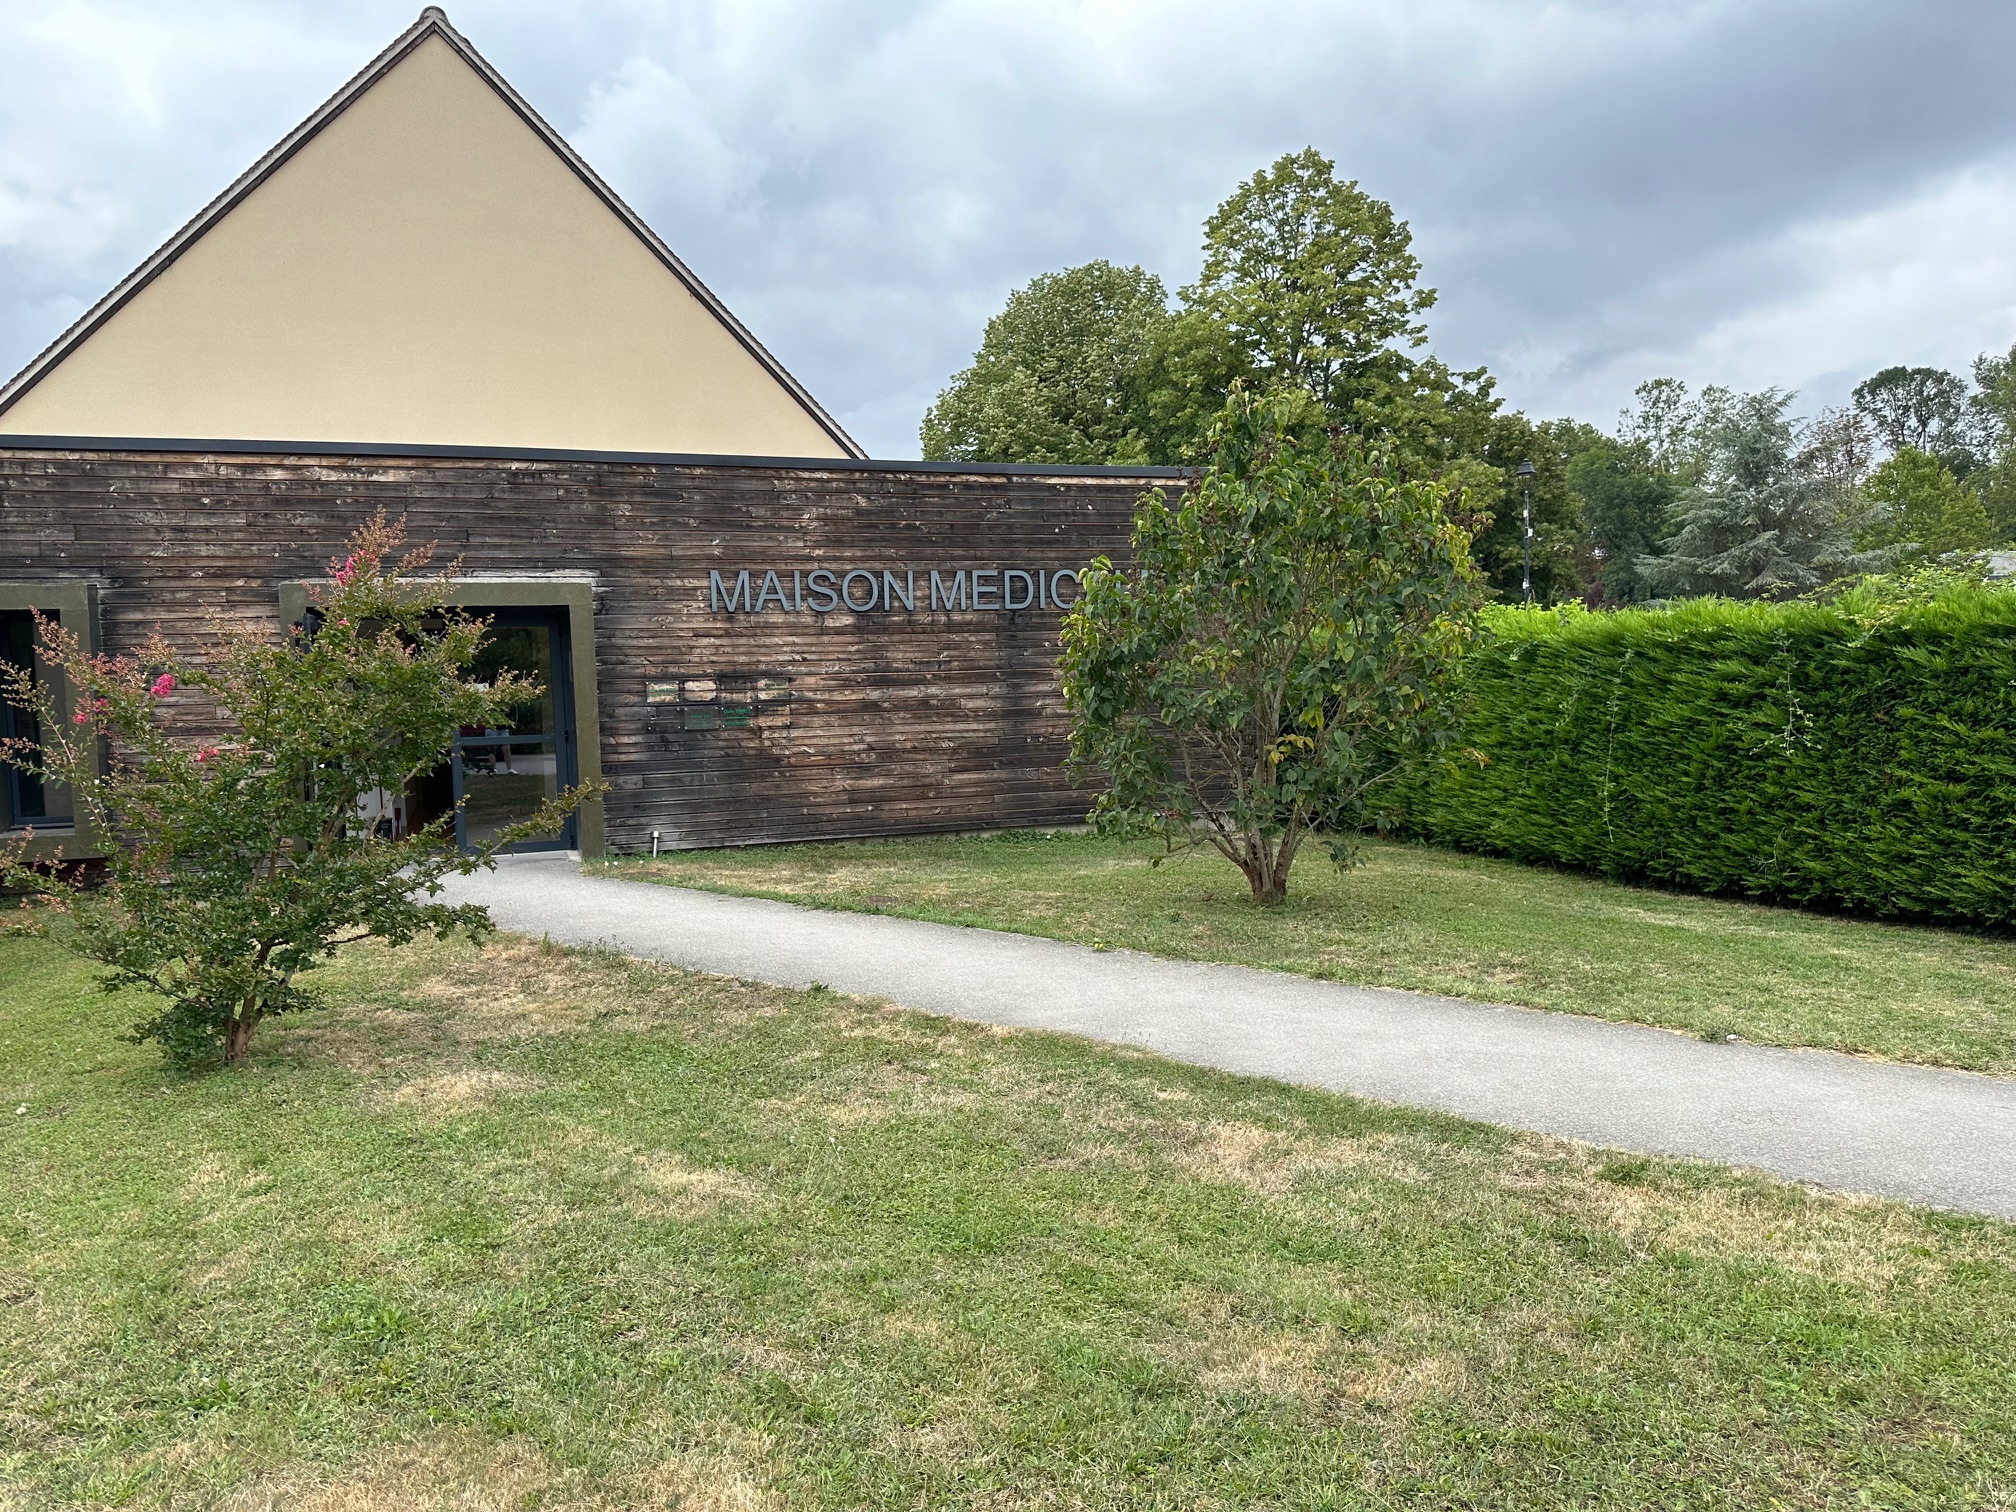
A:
[{"left": 0, "top": 433, "right": 1192, "bottom": 480}]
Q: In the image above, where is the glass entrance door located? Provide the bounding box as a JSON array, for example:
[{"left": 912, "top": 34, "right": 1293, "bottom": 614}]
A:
[{"left": 452, "top": 610, "right": 577, "bottom": 853}]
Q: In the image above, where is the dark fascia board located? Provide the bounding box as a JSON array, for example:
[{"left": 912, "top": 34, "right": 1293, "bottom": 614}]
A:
[
  {"left": 0, "top": 434, "right": 1192, "bottom": 481},
  {"left": 0, "top": 8, "right": 868, "bottom": 463}
]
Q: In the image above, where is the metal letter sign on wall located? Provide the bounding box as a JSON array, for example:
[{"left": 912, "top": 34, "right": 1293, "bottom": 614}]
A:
[{"left": 707, "top": 567, "right": 1084, "bottom": 615}]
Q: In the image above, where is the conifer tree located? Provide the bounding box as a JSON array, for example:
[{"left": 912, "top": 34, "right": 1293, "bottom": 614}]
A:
[{"left": 1637, "top": 391, "right": 1888, "bottom": 599}]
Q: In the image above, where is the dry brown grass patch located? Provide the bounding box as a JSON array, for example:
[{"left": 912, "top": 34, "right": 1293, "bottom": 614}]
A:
[
  {"left": 178, "top": 1156, "right": 281, "bottom": 1219},
  {"left": 1568, "top": 1163, "right": 1980, "bottom": 1289},
  {"left": 299, "top": 936, "right": 815, "bottom": 1081},
  {"left": 642, "top": 1452, "right": 782, "bottom": 1512},
  {"left": 1177, "top": 1300, "right": 1471, "bottom": 1412},
  {"left": 876, "top": 1309, "right": 957, "bottom": 1345},
  {"left": 1196, "top": 1328, "right": 1336, "bottom": 1399},
  {"left": 630, "top": 1150, "right": 758, "bottom": 1219},
  {"left": 551, "top": 1126, "right": 762, "bottom": 1221},
  {"left": 220, "top": 1429, "right": 783, "bottom": 1511},
  {"left": 830, "top": 1004, "right": 965, "bottom": 1048},
  {"left": 411, "top": 938, "right": 631, "bottom": 1040},
  {"left": 180, "top": 1153, "right": 237, "bottom": 1192},
  {"left": 379, "top": 1068, "right": 542, "bottom": 1115},
  {"left": 1340, "top": 1350, "right": 1471, "bottom": 1410},
  {"left": 219, "top": 1433, "right": 563, "bottom": 1511},
  {"left": 1172, "top": 1119, "right": 1444, "bottom": 1195},
  {"left": 272, "top": 1007, "right": 435, "bottom": 1075}
]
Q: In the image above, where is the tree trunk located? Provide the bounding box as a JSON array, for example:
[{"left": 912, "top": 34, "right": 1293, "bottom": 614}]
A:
[
  {"left": 224, "top": 1000, "right": 259, "bottom": 1062},
  {"left": 225, "top": 947, "right": 275, "bottom": 1063},
  {"left": 1236, "top": 832, "right": 1295, "bottom": 906}
]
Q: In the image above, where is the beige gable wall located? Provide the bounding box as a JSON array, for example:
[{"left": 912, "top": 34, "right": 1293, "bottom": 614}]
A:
[{"left": 0, "top": 35, "right": 848, "bottom": 457}]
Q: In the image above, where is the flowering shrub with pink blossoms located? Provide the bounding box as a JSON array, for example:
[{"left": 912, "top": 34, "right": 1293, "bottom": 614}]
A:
[{"left": 0, "top": 513, "right": 596, "bottom": 1066}]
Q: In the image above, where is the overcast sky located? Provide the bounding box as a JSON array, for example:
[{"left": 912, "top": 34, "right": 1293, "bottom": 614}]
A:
[{"left": 4, "top": 0, "right": 2013, "bottom": 457}]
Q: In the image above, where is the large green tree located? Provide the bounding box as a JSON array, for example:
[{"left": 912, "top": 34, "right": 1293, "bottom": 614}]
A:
[
  {"left": 1565, "top": 378, "right": 1731, "bottom": 603},
  {"left": 1145, "top": 148, "right": 1489, "bottom": 462},
  {"left": 1465, "top": 413, "right": 1591, "bottom": 605},
  {"left": 1580, "top": 380, "right": 1878, "bottom": 603},
  {"left": 924, "top": 150, "right": 1490, "bottom": 469},
  {"left": 920, "top": 261, "right": 1170, "bottom": 464},
  {"left": 1566, "top": 435, "right": 1675, "bottom": 604},
  {"left": 1971, "top": 341, "right": 2016, "bottom": 449},
  {"left": 1853, "top": 365, "right": 1978, "bottom": 474},
  {"left": 1185, "top": 149, "right": 1433, "bottom": 412},
  {"left": 1060, "top": 388, "right": 1482, "bottom": 905},
  {"left": 1132, "top": 308, "right": 1250, "bottom": 464},
  {"left": 1967, "top": 341, "right": 2016, "bottom": 539},
  {"left": 1637, "top": 390, "right": 1884, "bottom": 600},
  {"left": 1857, "top": 447, "right": 1994, "bottom": 558}
]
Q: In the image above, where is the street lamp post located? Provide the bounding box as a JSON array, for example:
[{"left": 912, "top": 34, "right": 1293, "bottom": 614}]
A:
[{"left": 1516, "top": 460, "right": 1536, "bottom": 605}]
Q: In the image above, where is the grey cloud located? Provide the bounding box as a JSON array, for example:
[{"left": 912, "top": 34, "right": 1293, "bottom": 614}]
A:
[{"left": 3, "top": 0, "right": 2010, "bottom": 455}]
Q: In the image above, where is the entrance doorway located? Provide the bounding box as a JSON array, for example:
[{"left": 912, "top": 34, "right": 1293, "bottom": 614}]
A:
[{"left": 409, "top": 608, "right": 578, "bottom": 853}]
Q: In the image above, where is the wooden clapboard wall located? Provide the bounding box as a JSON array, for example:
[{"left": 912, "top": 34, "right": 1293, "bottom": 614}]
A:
[{"left": 0, "top": 444, "right": 1178, "bottom": 851}]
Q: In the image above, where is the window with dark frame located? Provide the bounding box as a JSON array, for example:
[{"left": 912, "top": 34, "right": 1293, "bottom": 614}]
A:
[{"left": 0, "top": 609, "right": 72, "bottom": 830}]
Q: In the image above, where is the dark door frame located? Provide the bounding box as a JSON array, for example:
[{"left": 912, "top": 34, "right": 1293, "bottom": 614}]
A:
[{"left": 280, "top": 574, "right": 604, "bottom": 856}]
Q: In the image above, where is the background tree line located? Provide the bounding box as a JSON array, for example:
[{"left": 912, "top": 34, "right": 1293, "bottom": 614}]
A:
[{"left": 923, "top": 148, "right": 2016, "bottom": 603}]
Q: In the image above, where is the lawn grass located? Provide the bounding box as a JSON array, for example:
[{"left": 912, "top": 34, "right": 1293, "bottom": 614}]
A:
[
  {"left": 5, "top": 923, "right": 2016, "bottom": 1508},
  {"left": 597, "top": 833, "right": 2016, "bottom": 1076}
]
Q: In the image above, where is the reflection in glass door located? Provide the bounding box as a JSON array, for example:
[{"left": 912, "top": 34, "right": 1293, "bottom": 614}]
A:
[{"left": 452, "top": 611, "right": 577, "bottom": 852}]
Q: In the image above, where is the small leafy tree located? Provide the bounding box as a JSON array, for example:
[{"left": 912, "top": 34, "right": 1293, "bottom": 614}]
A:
[
  {"left": 1798, "top": 404, "right": 1879, "bottom": 496},
  {"left": 1061, "top": 389, "right": 1483, "bottom": 904},
  {"left": 0, "top": 515, "right": 594, "bottom": 1067},
  {"left": 1617, "top": 377, "right": 1714, "bottom": 479}
]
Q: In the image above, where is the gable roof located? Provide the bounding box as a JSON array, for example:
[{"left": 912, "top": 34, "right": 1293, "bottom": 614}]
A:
[{"left": 0, "top": 7, "right": 866, "bottom": 459}]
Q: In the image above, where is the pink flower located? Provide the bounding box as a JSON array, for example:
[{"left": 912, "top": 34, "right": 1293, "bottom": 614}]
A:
[
  {"left": 73, "top": 709, "right": 90, "bottom": 724},
  {"left": 333, "top": 553, "right": 357, "bottom": 587},
  {"left": 150, "top": 673, "right": 175, "bottom": 697},
  {"left": 195, "top": 746, "right": 218, "bottom": 765}
]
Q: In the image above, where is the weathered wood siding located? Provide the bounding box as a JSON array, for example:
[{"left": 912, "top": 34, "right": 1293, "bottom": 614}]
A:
[{"left": 0, "top": 445, "right": 1172, "bottom": 851}]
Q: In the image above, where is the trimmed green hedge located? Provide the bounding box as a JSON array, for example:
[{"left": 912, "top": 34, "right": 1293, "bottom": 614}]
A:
[{"left": 1399, "top": 591, "right": 2016, "bottom": 926}]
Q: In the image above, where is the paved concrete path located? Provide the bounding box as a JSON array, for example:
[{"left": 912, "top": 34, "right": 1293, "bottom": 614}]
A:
[{"left": 442, "top": 861, "right": 2016, "bottom": 1221}]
